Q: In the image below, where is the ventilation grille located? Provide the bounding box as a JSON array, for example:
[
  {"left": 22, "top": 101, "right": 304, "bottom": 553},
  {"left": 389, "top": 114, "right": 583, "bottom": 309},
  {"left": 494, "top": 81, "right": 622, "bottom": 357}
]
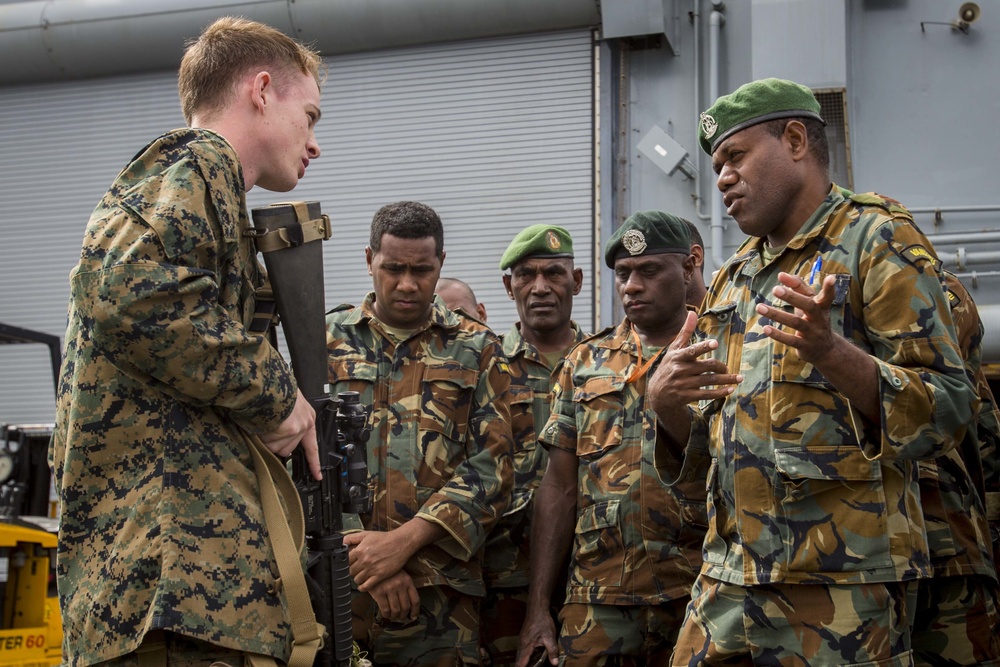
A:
[{"left": 815, "top": 88, "right": 852, "bottom": 190}]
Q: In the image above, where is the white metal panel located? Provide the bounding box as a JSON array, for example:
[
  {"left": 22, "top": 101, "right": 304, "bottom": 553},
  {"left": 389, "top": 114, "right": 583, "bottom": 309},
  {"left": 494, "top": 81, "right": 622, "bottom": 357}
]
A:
[
  {"left": 750, "top": 0, "right": 848, "bottom": 88},
  {"left": 0, "top": 0, "right": 600, "bottom": 84},
  {"left": 0, "top": 29, "right": 595, "bottom": 423},
  {"left": 0, "top": 71, "right": 186, "bottom": 425}
]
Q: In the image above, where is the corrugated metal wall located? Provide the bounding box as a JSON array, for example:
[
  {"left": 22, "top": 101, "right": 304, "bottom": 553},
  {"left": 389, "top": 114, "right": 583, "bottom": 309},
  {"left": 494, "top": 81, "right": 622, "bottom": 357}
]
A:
[{"left": 0, "top": 29, "right": 596, "bottom": 424}]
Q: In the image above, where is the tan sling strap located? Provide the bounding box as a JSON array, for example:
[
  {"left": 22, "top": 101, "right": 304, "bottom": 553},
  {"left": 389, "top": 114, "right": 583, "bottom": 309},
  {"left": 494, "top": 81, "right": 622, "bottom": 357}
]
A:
[
  {"left": 244, "top": 201, "right": 331, "bottom": 254},
  {"left": 136, "top": 432, "right": 329, "bottom": 667},
  {"left": 243, "top": 429, "right": 326, "bottom": 667}
]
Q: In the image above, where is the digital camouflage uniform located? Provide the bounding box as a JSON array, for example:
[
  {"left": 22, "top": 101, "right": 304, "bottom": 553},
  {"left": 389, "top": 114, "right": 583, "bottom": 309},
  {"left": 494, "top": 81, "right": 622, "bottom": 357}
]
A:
[
  {"left": 479, "top": 321, "right": 587, "bottom": 666},
  {"left": 325, "top": 295, "right": 514, "bottom": 666},
  {"left": 541, "top": 320, "right": 706, "bottom": 664},
  {"left": 51, "top": 129, "right": 300, "bottom": 667},
  {"left": 671, "top": 186, "right": 980, "bottom": 666},
  {"left": 910, "top": 270, "right": 1000, "bottom": 664}
]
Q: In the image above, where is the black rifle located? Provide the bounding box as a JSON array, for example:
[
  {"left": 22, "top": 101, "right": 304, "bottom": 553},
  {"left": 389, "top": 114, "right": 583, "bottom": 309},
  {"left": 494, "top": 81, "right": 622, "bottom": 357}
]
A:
[{"left": 248, "top": 201, "right": 371, "bottom": 667}]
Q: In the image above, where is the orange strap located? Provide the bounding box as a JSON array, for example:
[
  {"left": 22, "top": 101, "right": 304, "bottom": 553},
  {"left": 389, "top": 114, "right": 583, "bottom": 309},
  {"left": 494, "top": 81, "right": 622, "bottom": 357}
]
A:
[{"left": 627, "top": 326, "right": 664, "bottom": 384}]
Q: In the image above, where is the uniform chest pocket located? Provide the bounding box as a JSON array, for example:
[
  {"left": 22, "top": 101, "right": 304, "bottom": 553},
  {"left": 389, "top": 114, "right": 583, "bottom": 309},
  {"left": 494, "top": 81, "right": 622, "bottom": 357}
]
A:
[
  {"left": 771, "top": 273, "right": 852, "bottom": 385},
  {"left": 328, "top": 357, "right": 378, "bottom": 406},
  {"left": 419, "top": 364, "right": 477, "bottom": 444},
  {"left": 508, "top": 383, "right": 537, "bottom": 454},
  {"left": 769, "top": 273, "right": 861, "bottom": 447},
  {"left": 773, "top": 446, "right": 891, "bottom": 573},
  {"left": 574, "top": 376, "right": 626, "bottom": 459}
]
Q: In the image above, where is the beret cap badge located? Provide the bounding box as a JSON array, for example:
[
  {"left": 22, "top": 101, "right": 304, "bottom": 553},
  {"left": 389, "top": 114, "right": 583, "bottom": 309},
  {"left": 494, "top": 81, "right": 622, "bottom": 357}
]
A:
[
  {"left": 622, "top": 230, "right": 647, "bottom": 256},
  {"left": 603, "top": 210, "right": 692, "bottom": 268},
  {"left": 547, "top": 230, "right": 561, "bottom": 250},
  {"left": 700, "top": 112, "right": 718, "bottom": 140}
]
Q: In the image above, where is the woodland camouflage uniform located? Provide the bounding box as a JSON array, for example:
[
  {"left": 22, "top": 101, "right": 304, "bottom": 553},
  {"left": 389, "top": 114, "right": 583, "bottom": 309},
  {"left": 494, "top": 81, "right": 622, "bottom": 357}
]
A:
[
  {"left": 478, "top": 321, "right": 587, "bottom": 666},
  {"left": 911, "top": 269, "right": 1000, "bottom": 662},
  {"left": 541, "top": 320, "right": 706, "bottom": 658},
  {"left": 51, "top": 129, "right": 300, "bottom": 666},
  {"left": 691, "top": 186, "right": 977, "bottom": 586},
  {"left": 942, "top": 271, "right": 1000, "bottom": 568},
  {"left": 672, "top": 185, "right": 981, "bottom": 665},
  {"left": 326, "top": 294, "right": 513, "bottom": 664},
  {"left": 484, "top": 320, "right": 587, "bottom": 588}
]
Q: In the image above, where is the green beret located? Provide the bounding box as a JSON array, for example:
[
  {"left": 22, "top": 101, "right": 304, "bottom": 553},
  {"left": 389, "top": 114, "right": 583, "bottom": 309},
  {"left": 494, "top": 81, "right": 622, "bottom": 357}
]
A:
[
  {"left": 604, "top": 211, "right": 691, "bottom": 269},
  {"left": 698, "top": 77, "right": 825, "bottom": 155},
  {"left": 499, "top": 224, "right": 574, "bottom": 271}
]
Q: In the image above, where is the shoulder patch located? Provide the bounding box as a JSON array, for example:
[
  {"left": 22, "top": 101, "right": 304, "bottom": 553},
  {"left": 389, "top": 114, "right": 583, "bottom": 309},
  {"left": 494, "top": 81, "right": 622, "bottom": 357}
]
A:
[
  {"left": 946, "top": 288, "right": 961, "bottom": 309},
  {"left": 850, "top": 192, "right": 884, "bottom": 206},
  {"left": 900, "top": 244, "right": 942, "bottom": 271},
  {"left": 851, "top": 191, "right": 911, "bottom": 217}
]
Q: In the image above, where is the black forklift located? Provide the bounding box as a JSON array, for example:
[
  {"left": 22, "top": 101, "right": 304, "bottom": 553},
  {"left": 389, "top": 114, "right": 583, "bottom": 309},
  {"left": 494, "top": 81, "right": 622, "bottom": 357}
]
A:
[{"left": 0, "top": 322, "right": 61, "bottom": 519}]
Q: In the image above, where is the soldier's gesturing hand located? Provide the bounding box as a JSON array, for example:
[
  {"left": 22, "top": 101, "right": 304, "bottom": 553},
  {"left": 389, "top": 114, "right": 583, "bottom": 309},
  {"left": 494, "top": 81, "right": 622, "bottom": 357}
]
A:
[
  {"left": 757, "top": 271, "right": 881, "bottom": 423},
  {"left": 646, "top": 311, "right": 740, "bottom": 447},
  {"left": 648, "top": 311, "right": 737, "bottom": 403},
  {"left": 756, "top": 271, "right": 836, "bottom": 365},
  {"left": 258, "top": 389, "right": 322, "bottom": 480}
]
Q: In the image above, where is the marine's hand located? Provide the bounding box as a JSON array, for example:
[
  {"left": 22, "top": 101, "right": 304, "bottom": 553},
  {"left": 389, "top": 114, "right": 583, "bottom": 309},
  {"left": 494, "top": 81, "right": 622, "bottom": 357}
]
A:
[
  {"left": 515, "top": 608, "right": 559, "bottom": 667},
  {"left": 757, "top": 272, "right": 836, "bottom": 365},
  {"left": 258, "top": 389, "right": 322, "bottom": 480},
  {"left": 647, "top": 310, "right": 740, "bottom": 415},
  {"left": 369, "top": 570, "right": 420, "bottom": 623},
  {"left": 343, "top": 530, "right": 409, "bottom": 591}
]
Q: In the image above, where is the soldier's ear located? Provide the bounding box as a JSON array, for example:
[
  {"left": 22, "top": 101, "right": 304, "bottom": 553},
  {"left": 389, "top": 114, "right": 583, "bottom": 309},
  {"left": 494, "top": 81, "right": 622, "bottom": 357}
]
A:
[
  {"left": 783, "top": 120, "right": 809, "bottom": 161},
  {"left": 682, "top": 254, "right": 696, "bottom": 289},
  {"left": 502, "top": 273, "right": 514, "bottom": 299},
  {"left": 365, "top": 246, "right": 374, "bottom": 276},
  {"left": 689, "top": 245, "right": 704, "bottom": 271},
  {"left": 572, "top": 267, "right": 583, "bottom": 295},
  {"left": 250, "top": 71, "right": 272, "bottom": 114}
]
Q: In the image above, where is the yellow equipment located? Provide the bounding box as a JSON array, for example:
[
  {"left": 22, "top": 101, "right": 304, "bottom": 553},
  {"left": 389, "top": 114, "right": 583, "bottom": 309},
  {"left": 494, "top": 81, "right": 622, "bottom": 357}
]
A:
[
  {"left": 0, "top": 324, "right": 65, "bottom": 666},
  {"left": 0, "top": 519, "right": 60, "bottom": 667}
]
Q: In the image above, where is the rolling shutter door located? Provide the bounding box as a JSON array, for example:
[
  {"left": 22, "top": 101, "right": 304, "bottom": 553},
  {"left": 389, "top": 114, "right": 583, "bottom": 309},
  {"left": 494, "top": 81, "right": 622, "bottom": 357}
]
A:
[{"left": 0, "top": 29, "right": 595, "bottom": 423}]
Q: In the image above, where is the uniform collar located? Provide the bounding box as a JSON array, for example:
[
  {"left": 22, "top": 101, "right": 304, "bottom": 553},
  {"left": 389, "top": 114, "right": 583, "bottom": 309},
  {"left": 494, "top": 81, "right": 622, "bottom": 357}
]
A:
[
  {"left": 725, "top": 184, "right": 846, "bottom": 277},
  {"left": 503, "top": 321, "right": 585, "bottom": 361},
  {"left": 347, "top": 293, "right": 460, "bottom": 333}
]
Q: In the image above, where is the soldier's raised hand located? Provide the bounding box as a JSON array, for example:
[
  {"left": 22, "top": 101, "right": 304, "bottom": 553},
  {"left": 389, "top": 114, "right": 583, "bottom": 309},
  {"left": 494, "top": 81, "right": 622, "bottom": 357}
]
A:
[{"left": 756, "top": 271, "right": 836, "bottom": 366}]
